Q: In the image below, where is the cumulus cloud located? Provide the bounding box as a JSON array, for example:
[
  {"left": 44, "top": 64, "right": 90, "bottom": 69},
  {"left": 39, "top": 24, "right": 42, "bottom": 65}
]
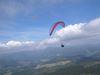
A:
[
  {"left": 55, "top": 23, "right": 85, "bottom": 38},
  {"left": 0, "top": 41, "right": 34, "bottom": 47},
  {"left": 0, "top": 17, "right": 100, "bottom": 54}
]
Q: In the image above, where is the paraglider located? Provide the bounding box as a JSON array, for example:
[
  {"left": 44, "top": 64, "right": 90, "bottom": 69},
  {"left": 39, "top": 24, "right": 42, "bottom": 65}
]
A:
[{"left": 49, "top": 21, "right": 65, "bottom": 47}]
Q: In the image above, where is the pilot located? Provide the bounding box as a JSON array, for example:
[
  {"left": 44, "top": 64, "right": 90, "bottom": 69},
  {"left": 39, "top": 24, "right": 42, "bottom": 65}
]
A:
[{"left": 61, "top": 44, "right": 64, "bottom": 47}]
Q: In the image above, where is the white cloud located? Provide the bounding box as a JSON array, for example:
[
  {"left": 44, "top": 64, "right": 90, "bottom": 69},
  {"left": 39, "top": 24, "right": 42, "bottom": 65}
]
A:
[
  {"left": 84, "top": 17, "right": 100, "bottom": 32},
  {"left": 0, "top": 41, "right": 34, "bottom": 47},
  {"left": 0, "top": 17, "right": 100, "bottom": 54},
  {"left": 55, "top": 23, "right": 86, "bottom": 38},
  {"left": 6, "top": 41, "right": 21, "bottom": 47}
]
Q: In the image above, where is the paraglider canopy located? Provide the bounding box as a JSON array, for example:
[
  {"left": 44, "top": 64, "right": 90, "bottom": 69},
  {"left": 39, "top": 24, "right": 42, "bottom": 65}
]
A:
[{"left": 49, "top": 21, "right": 65, "bottom": 36}]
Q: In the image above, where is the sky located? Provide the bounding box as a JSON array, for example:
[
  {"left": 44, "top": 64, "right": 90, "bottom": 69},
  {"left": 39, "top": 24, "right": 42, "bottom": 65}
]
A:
[{"left": 0, "top": 0, "right": 100, "bottom": 54}]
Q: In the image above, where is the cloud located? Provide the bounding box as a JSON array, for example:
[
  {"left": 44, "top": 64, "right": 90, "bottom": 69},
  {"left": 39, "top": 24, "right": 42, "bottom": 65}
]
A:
[
  {"left": 0, "top": 40, "right": 35, "bottom": 54},
  {"left": 55, "top": 23, "right": 85, "bottom": 38},
  {"left": 0, "top": 41, "right": 34, "bottom": 47},
  {"left": 0, "top": 17, "right": 100, "bottom": 54},
  {"left": 84, "top": 17, "right": 100, "bottom": 32}
]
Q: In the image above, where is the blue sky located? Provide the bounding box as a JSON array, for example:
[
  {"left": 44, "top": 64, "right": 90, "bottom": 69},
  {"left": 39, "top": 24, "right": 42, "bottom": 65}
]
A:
[{"left": 0, "top": 0, "right": 100, "bottom": 42}]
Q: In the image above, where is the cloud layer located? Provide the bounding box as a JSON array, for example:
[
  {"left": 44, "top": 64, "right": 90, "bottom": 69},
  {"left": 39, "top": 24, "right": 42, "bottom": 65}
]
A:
[{"left": 0, "top": 17, "right": 100, "bottom": 54}]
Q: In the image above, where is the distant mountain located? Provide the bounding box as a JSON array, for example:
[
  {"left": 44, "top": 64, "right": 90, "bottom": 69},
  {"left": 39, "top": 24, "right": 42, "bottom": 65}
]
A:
[
  {"left": 0, "top": 46, "right": 100, "bottom": 64},
  {"left": 0, "top": 48, "right": 100, "bottom": 75}
]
